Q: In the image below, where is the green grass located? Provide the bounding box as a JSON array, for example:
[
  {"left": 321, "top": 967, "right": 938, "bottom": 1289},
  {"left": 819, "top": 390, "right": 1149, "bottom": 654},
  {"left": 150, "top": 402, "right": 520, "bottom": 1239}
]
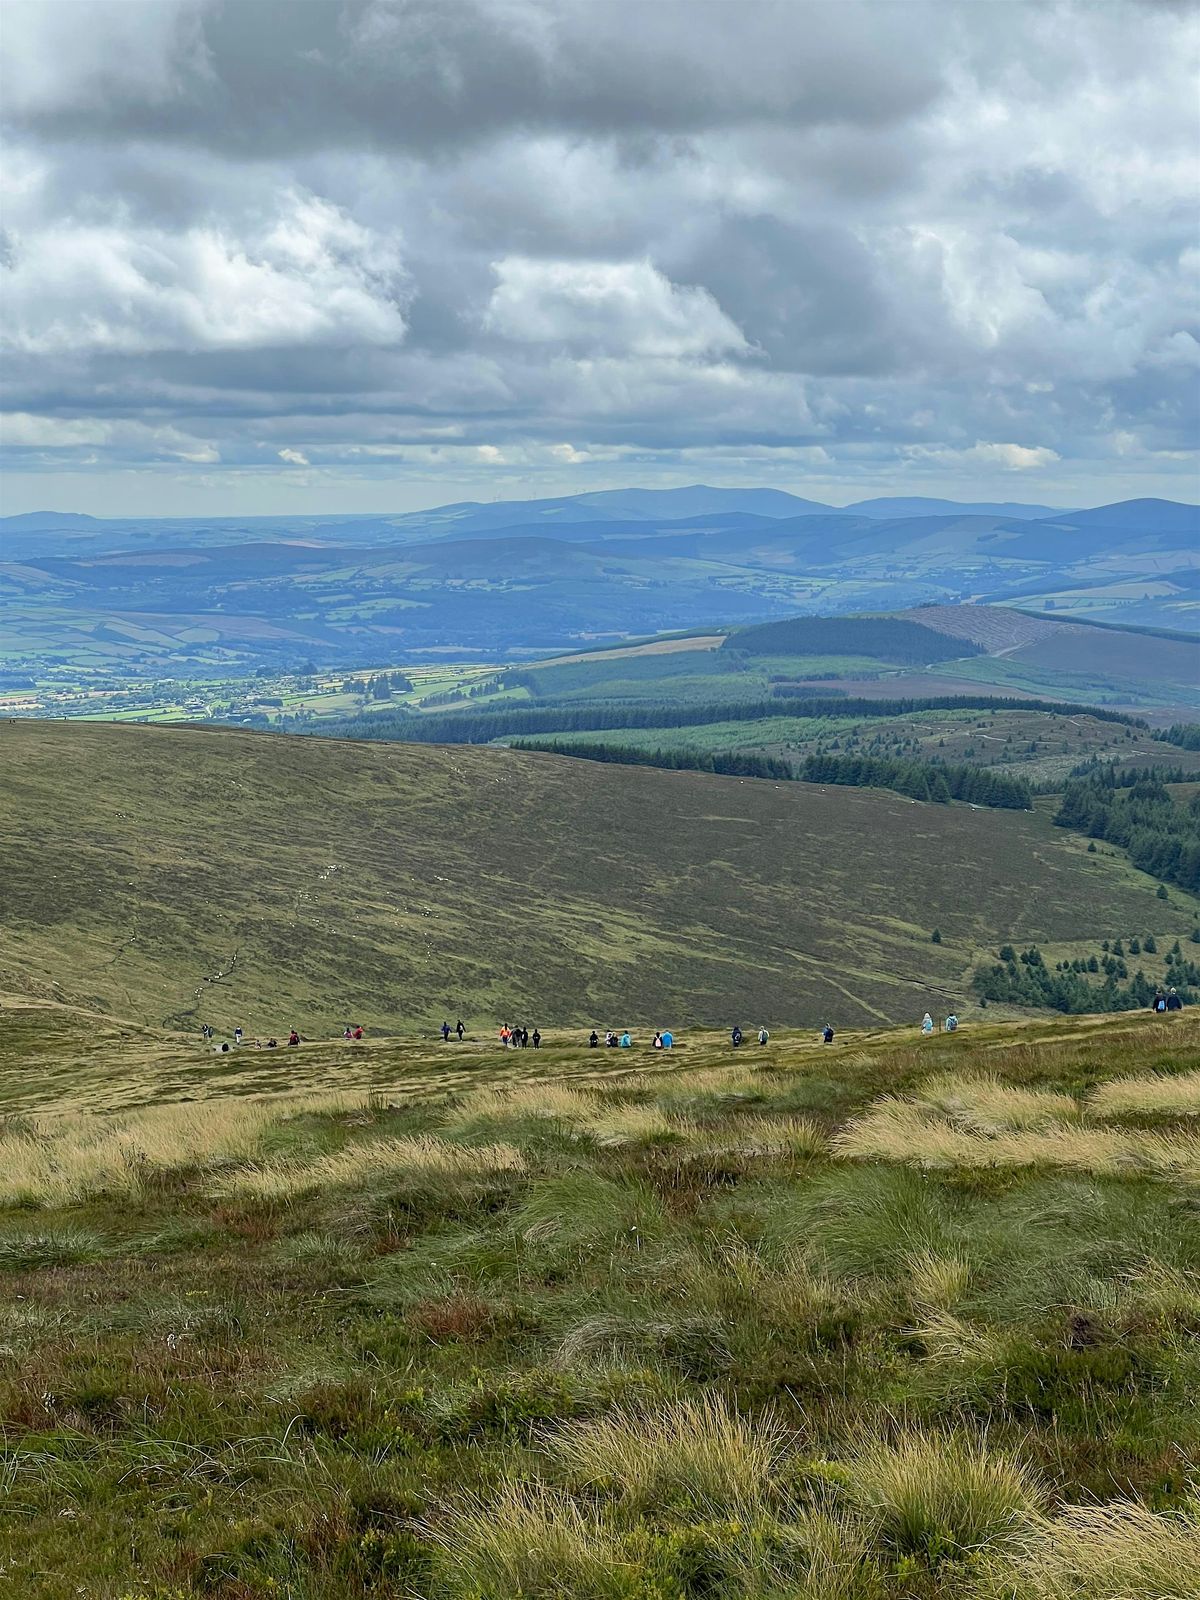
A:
[
  {"left": 2, "top": 720, "right": 1196, "bottom": 1039},
  {"left": 0, "top": 1009, "right": 1196, "bottom": 1597}
]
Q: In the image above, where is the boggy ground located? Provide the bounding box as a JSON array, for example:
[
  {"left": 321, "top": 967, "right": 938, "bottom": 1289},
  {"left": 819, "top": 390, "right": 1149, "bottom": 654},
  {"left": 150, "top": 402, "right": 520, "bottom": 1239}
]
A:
[{"left": 0, "top": 1006, "right": 1197, "bottom": 1598}]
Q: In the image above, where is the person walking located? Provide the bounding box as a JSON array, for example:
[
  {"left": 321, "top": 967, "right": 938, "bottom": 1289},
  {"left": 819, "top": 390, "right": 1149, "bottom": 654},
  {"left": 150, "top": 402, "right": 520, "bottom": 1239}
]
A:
[
  {"left": 921, "top": 1012, "right": 934, "bottom": 1036},
  {"left": 532, "top": 1028, "right": 541, "bottom": 1048},
  {"left": 660, "top": 1029, "right": 674, "bottom": 1049},
  {"left": 757, "top": 1026, "right": 769, "bottom": 1046},
  {"left": 731, "top": 1025, "right": 743, "bottom": 1048},
  {"left": 441, "top": 1020, "right": 451, "bottom": 1041},
  {"left": 589, "top": 1029, "right": 599, "bottom": 1048},
  {"left": 456, "top": 1019, "right": 465, "bottom": 1040},
  {"left": 822, "top": 1024, "right": 834, "bottom": 1043}
]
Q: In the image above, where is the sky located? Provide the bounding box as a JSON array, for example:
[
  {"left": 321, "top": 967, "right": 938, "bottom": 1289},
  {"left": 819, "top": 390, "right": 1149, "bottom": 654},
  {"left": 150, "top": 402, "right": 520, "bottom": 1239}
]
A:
[{"left": 1, "top": 0, "right": 1198, "bottom": 518}]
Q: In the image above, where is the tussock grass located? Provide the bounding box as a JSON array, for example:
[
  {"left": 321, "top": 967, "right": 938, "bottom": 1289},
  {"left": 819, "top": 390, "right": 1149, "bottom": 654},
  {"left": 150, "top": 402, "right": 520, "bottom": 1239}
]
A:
[
  {"left": 905, "top": 1247, "right": 973, "bottom": 1309},
  {"left": 446, "top": 1082, "right": 688, "bottom": 1147},
  {"left": 515, "top": 1171, "right": 668, "bottom": 1256},
  {"left": 847, "top": 1432, "right": 1044, "bottom": 1555},
  {"left": 547, "top": 1394, "right": 786, "bottom": 1514},
  {"left": 974, "top": 1499, "right": 1200, "bottom": 1600},
  {"left": 0, "top": 1093, "right": 369, "bottom": 1206},
  {"left": 918, "top": 1074, "right": 1080, "bottom": 1132},
  {"left": 707, "top": 1113, "right": 825, "bottom": 1158},
  {"left": 1090, "top": 1068, "right": 1200, "bottom": 1121},
  {"left": 836, "top": 1097, "right": 1200, "bottom": 1179},
  {"left": 0, "top": 1226, "right": 109, "bottom": 1271},
  {"left": 444, "top": 1082, "right": 601, "bottom": 1132},
  {"left": 427, "top": 1481, "right": 637, "bottom": 1599},
  {"left": 209, "top": 1136, "right": 526, "bottom": 1201}
]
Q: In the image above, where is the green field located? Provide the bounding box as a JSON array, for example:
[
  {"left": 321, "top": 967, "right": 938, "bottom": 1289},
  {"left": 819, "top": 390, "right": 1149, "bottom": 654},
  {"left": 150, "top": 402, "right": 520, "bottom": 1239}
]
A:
[
  {"left": 3, "top": 722, "right": 1197, "bottom": 1038},
  {"left": 0, "top": 1001, "right": 1197, "bottom": 1598}
]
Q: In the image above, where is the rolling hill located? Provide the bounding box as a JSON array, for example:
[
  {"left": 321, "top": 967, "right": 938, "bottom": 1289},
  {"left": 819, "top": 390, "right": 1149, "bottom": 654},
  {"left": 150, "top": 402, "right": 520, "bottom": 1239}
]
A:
[{"left": 1, "top": 721, "right": 1193, "bottom": 1038}]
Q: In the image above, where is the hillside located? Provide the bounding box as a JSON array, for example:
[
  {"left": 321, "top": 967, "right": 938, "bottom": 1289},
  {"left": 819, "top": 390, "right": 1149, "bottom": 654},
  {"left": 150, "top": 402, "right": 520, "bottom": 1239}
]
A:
[{"left": 2, "top": 721, "right": 1195, "bottom": 1038}]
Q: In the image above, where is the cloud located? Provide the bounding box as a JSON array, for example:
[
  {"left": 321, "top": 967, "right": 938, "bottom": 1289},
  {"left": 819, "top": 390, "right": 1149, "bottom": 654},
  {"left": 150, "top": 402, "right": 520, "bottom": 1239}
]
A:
[
  {"left": 0, "top": 0, "right": 1196, "bottom": 512},
  {"left": 485, "top": 258, "right": 747, "bottom": 358},
  {"left": 2, "top": 192, "right": 408, "bottom": 356}
]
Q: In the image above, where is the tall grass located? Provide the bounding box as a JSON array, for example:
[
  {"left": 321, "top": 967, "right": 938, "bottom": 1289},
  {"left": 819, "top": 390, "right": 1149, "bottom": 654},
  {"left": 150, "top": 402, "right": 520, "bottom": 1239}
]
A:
[
  {"left": 847, "top": 1432, "right": 1044, "bottom": 1556},
  {"left": 974, "top": 1500, "right": 1200, "bottom": 1599},
  {"left": 917, "top": 1074, "right": 1080, "bottom": 1132},
  {"left": 427, "top": 1481, "right": 644, "bottom": 1600},
  {"left": 547, "top": 1394, "right": 786, "bottom": 1514},
  {"left": 835, "top": 1097, "right": 1200, "bottom": 1179},
  {"left": 0, "top": 1094, "right": 366, "bottom": 1206},
  {"left": 209, "top": 1136, "right": 526, "bottom": 1200},
  {"left": 1089, "top": 1068, "right": 1200, "bottom": 1120}
]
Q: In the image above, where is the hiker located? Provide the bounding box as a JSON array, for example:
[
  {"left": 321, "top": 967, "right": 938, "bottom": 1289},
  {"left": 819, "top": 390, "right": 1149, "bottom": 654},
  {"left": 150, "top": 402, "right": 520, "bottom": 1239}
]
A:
[
  {"left": 343, "top": 1025, "right": 353, "bottom": 1040},
  {"left": 619, "top": 1030, "right": 632, "bottom": 1048},
  {"left": 652, "top": 1031, "right": 663, "bottom": 1049},
  {"left": 606, "top": 1030, "right": 617, "bottom": 1048},
  {"left": 661, "top": 1029, "right": 674, "bottom": 1048},
  {"left": 233, "top": 1027, "right": 243, "bottom": 1046},
  {"left": 731, "top": 1026, "right": 743, "bottom": 1047},
  {"left": 441, "top": 1021, "right": 451, "bottom": 1041},
  {"left": 1167, "top": 988, "right": 1184, "bottom": 1012},
  {"left": 456, "top": 1019, "right": 465, "bottom": 1040},
  {"left": 757, "top": 1026, "right": 769, "bottom": 1046},
  {"left": 266, "top": 1037, "right": 278, "bottom": 1048},
  {"left": 589, "top": 1030, "right": 599, "bottom": 1048},
  {"left": 200, "top": 1023, "right": 212, "bottom": 1042},
  {"left": 352, "top": 1025, "right": 364, "bottom": 1041},
  {"left": 500, "top": 1024, "right": 511, "bottom": 1047},
  {"left": 532, "top": 1028, "right": 541, "bottom": 1048},
  {"left": 921, "top": 1013, "right": 934, "bottom": 1036},
  {"left": 288, "top": 1029, "right": 300, "bottom": 1046},
  {"left": 822, "top": 1025, "right": 834, "bottom": 1044},
  {"left": 1153, "top": 992, "right": 1168, "bottom": 1014},
  {"left": 944, "top": 1014, "right": 959, "bottom": 1032}
]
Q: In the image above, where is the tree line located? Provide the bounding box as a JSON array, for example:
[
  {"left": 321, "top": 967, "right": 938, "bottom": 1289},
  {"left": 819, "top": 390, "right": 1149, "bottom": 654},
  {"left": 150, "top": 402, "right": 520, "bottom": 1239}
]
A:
[
  {"left": 1157, "top": 723, "right": 1200, "bottom": 751},
  {"left": 1054, "top": 771, "right": 1200, "bottom": 894},
  {"left": 799, "top": 753, "right": 1033, "bottom": 808},
  {"left": 512, "top": 739, "right": 1033, "bottom": 808},
  {"left": 286, "top": 693, "right": 1142, "bottom": 746}
]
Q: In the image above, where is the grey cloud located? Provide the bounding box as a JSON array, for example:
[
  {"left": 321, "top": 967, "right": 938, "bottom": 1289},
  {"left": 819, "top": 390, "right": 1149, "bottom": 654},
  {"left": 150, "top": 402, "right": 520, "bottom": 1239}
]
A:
[{"left": 1, "top": 0, "right": 1197, "bottom": 510}]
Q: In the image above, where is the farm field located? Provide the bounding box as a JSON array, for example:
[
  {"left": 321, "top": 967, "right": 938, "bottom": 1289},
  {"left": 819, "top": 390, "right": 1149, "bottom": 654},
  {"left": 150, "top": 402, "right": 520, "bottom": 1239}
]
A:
[
  {"left": 3, "top": 721, "right": 1197, "bottom": 1038},
  {"left": 0, "top": 1001, "right": 1197, "bottom": 1598}
]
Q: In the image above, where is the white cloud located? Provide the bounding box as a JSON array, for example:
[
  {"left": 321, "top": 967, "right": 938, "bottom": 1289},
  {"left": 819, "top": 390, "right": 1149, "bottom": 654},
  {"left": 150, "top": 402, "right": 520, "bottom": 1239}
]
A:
[
  {"left": 277, "top": 447, "right": 310, "bottom": 466},
  {"left": 2, "top": 193, "right": 408, "bottom": 355},
  {"left": 485, "top": 257, "right": 747, "bottom": 358}
]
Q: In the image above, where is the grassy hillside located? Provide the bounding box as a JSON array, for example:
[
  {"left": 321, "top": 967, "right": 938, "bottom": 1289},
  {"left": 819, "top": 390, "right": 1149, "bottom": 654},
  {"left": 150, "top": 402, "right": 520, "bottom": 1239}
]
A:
[
  {"left": 0, "top": 1003, "right": 1197, "bottom": 1598},
  {"left": 2, "top": 721, "right": 1197, "bottom": 1038}
]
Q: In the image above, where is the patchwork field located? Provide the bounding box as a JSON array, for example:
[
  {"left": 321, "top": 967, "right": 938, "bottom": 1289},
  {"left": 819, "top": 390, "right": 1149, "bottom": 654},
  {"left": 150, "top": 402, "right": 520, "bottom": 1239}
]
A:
[{"left": 0, "top": 1004, "right": 1196, "bottom": 1598}]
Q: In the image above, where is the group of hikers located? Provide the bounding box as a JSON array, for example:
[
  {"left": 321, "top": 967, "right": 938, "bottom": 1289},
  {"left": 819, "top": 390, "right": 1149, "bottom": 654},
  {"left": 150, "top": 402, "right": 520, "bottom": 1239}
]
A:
[
  {"left": 199, "top": 989, "right": 1184, "bottom": 1056},
  {"left": 498, "top": 1024, "right": 540, "bottom": 1048}
]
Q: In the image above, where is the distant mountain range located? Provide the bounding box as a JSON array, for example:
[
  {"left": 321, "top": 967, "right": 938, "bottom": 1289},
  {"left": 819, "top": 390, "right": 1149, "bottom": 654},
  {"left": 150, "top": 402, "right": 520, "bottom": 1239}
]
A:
[{"left": 2, "top": 488, "right": 1196, "bottom": 676}]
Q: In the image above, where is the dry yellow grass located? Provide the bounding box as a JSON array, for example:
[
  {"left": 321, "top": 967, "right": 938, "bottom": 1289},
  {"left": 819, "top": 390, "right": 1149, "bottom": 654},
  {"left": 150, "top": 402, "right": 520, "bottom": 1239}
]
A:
[
  {"left": 443, "top": 1082, "right": 600, "bottom": 1131},
  {"left": 973, "top": 1499, "right": 1200, "bottom": 1600},
  {"left": 209, "top": 1137, "right": 526, "bottom": 1200},
  {"left": 546, "top": 1393, "right": 787, "bottom": 1514},
  {"left": 0, "top": 1093, "right": 367, "bottom": 1206},
  {"left": 835, "top": 1097, "right": 1200, "bottom": 1180},
  {"left": 444, "top": 1082, "right": 689, "bottom": 1147},
  {"left": 917, "top": 1074, "right": 1080, "bottom": 1133},
  {"left": 1089, "top": 1068, "right": 1200, "bottom": 1121}
]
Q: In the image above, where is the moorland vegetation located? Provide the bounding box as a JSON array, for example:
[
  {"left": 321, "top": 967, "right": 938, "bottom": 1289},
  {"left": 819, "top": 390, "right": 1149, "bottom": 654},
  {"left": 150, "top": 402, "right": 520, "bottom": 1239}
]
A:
[{"left": 0, "top": 1006, "right": 1197, "bottom": 1598}]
